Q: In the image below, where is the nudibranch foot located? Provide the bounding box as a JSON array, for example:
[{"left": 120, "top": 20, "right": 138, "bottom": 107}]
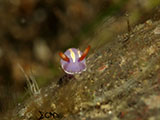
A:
[{"left": 57, "top": 74, "right": 74, "bottom": 86}]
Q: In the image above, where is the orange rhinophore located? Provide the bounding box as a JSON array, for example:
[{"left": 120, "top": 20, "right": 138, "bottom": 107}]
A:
[
  {"left": 59, "top": 52, "right": 70, "bottom": 62},
  {"left": 78, "top": 45, "right": 91, "bottom": 61}
]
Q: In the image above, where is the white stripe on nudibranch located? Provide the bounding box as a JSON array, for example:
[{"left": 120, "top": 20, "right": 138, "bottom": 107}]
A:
[
  {"left": 69, "top": 49, "right": 76, "bottom": 62},
  {"left": 77, "top": 50, "right": 81, "bottom": 57}
]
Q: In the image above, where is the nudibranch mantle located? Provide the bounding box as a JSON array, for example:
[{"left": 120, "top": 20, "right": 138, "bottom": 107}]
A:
[{"left": 59, "top": 46, "right": 90, "bottom": 74}]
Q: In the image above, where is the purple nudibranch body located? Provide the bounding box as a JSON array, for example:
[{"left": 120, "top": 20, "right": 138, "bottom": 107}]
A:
[{"left": 59, "top": 46, "right": 90, "bottom": 74}]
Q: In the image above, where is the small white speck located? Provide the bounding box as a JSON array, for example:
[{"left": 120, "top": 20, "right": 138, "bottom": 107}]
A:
[
  {"left": 84, "top": 86, "right": 87, "bottom": 89},
  {"left": 108, "top": 110, "right": 112, "bottom": 114}
]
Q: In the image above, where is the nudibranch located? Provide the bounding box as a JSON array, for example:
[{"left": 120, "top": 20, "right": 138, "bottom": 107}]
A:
[{"left": 59, "top": 45, "right": 90, "bottom": 74}]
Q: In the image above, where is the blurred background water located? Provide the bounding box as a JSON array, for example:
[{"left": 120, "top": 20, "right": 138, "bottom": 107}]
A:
[{"left": 0, "top": 0, "right": 160, "bottom": 115}]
